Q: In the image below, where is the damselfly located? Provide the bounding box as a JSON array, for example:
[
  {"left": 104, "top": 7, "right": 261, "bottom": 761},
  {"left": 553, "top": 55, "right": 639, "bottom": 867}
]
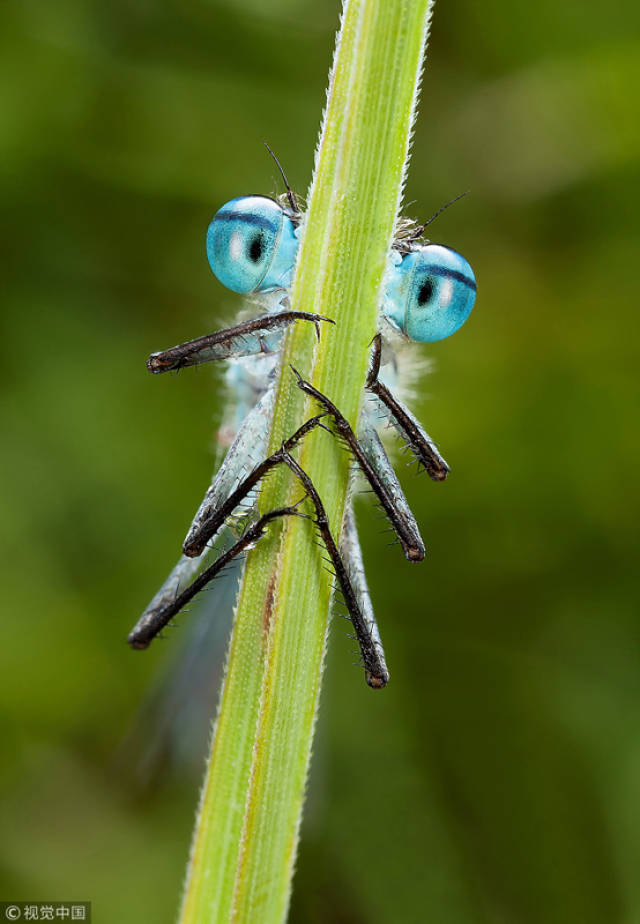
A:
[{"left": 129, "top": 154, "right": 476, "bottom": 688}]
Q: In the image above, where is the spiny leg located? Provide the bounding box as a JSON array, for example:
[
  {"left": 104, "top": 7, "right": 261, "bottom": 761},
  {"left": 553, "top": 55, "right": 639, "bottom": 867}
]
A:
[
  {"left": 134, "top": 384, "right": 275, "bottom": 650},
  {"left": 340, "top": 505, "right": 389, "bottom": 685},
  {"left": 291, "top": 367, "right": 425, "bottom": 562},
  {"left": 128, "top": 506, "right": 302, "bottom": 650},
  {"left": 368, "top": 386, "right": 450, "bottom": 481},
  {"left": 184, "top": 385, "right": 275, "bottom": 554},
  {"left": 367, "top": 333, "right": 450, "bottom": 481},
  {"left": 132, "top": 550, "right": 212, "bottom": 650},
  {"left": 358, "top": 409, "right": 425, "bottom": 559},
  {"left": 131, "top": 447, "right": 388, "bottom": 687},
  {"left": 183, "top": 414, "right": 328, "bottom": 558},
  {"left": 147, "top": 311, "right": 334, "bottom": 374},
  {"left": 281, "top": 453, "right": 389, "bottom": 689}
]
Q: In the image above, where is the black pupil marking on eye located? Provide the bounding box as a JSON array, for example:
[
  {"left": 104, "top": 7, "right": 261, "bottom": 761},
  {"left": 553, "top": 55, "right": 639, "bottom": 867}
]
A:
[
  {"left": 417, "top": 277, "right": 434, "bottom": 306},
  {"left": 249, "top": 234, "right": 264, "bottom": 263}
]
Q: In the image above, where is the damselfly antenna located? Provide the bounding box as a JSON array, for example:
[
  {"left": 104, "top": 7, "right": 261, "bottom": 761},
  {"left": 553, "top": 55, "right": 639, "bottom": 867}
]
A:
[
  {"left": 263, "top": 141, "right": 298, "bottom": 217},
  {"left": 410, "top": 190, "right": 470, "bottom": 240}
]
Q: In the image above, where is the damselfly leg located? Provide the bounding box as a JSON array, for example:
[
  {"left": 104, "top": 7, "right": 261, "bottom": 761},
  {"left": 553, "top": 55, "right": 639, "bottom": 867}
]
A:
[
  {"left": 129, "top": 505, "right": 303, "bottom": 651},
  {"left": 282, "top": 453, "right": 389, "bottom": 688},
  {"left": 291, "top": 367, "right": 426, "bottom": 562},
  {"left": 184, "top": 386, "right": 276, "bottom": 552},
  {"left": 366, "top": 333, "right": 450, "bottom": 481},
  {"left": 129, "top": 441, "right": 389, "bottom": 688},
  {"left": 182, "top": 414, "right": 328, "bottom": 558},
  {"left": 339, "top": 505, "right": 388, "bottom": 686},
  {"left": 147, "top": 311, "right": 334, "bottom": 374}
]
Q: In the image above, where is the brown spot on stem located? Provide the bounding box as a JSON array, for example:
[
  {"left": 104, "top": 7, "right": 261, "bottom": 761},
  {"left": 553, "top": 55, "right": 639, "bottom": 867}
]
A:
[{"left": 263, "top": 572, "right": 278, "bottom": 636}]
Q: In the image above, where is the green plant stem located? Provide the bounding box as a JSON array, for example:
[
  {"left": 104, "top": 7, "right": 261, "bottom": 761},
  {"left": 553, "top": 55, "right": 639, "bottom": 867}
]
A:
[{"left": 179, "top": 1, "right": 433, "bottom": 920}]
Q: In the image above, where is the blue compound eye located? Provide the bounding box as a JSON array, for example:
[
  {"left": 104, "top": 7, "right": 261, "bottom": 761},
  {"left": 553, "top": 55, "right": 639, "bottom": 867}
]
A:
[
  {"left": 206, "top": 195, "right": 299, "bottom": 294},
  {"left": 385, "top": 244, "right": 476, "bottom": 342}
]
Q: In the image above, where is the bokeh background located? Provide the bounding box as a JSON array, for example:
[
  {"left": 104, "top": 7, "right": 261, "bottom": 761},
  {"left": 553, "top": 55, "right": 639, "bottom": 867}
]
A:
[{"left": 2, "top": 0, "right": 639, "bottom": 921}]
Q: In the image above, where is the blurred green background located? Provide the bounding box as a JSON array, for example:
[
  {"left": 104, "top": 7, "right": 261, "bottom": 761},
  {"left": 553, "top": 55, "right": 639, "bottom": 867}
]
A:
[{"left": 2, "top": 0, "right": 639, "bottom": 921}]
